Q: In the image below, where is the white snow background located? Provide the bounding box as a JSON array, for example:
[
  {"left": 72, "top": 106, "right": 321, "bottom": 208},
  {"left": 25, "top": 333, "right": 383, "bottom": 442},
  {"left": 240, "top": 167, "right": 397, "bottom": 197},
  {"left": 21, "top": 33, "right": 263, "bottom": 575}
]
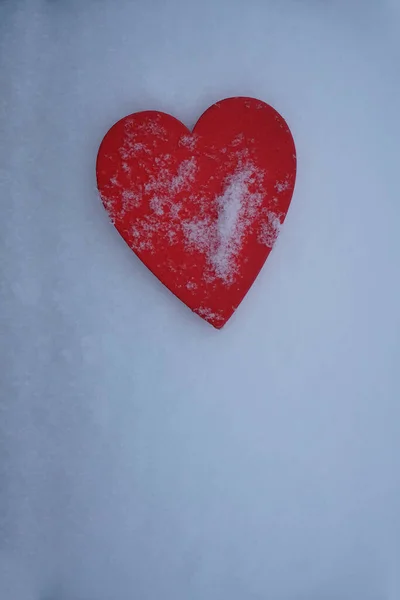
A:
[{"left": 1, "top": 1, "right": 400, "bottom": 598}]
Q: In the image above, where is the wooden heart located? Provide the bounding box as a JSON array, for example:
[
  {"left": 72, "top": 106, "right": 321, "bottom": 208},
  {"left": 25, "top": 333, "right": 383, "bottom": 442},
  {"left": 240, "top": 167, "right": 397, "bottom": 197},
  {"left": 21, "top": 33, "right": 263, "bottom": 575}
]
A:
[{"left": 96, "top": 97, "right": 296, "bottom": 328}]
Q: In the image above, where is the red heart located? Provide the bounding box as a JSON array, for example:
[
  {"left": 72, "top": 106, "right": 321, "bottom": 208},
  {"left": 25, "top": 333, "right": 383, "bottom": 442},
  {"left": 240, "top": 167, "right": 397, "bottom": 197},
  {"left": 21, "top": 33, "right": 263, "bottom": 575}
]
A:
[{"left": 96, "top": 97, "right": 296, "bottom": 328}]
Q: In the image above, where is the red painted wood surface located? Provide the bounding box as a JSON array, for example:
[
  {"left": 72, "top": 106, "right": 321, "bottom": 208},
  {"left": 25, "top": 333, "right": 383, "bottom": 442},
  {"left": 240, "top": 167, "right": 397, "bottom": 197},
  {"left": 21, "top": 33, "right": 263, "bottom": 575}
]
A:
[{"left": 96, "top": 97, "right": 296, "bottom": 328}]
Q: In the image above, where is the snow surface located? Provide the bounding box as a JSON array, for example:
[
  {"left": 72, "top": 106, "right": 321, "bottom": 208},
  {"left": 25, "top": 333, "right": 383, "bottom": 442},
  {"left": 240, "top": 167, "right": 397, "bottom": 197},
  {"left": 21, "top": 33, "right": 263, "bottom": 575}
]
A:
[{"left": 1, "top": 1, "right": 400, "bottom": 599}]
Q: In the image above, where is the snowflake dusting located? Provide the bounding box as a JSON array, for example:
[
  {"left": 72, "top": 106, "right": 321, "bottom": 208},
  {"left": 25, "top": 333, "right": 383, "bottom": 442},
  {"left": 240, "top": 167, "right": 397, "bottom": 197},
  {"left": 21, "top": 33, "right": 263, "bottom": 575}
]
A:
[{"left": 124, "top": 157, "right": 285, "bottom": 285}]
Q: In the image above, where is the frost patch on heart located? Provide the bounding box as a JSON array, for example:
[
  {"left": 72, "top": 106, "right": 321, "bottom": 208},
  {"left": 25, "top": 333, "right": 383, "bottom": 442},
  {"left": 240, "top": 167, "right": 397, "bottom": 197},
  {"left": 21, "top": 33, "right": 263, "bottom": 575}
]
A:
[
  {"left": 231, "top": 133, "right": 245, "bottom": 147},
  {"left": 132, "top": 221, "right": 157, "bottom": 252},
  {"left": 136, "top": 116, "right": 167, "bottom": 138},
  {"left": 101, "top": 194, "right": 117, "bottom": 224},
  {"left": 195, "top": 307, "right": 225, "bottom": 324},
  {"left": 212, "top": 163, "right": 263, "bottom": 281},
  {"left": 100, "top": 184, "right": 142, "bottom": 222},
  {"left": 179, "top": 134, "right": 197, "bottom": 150},
  {"left": 145, "top": 157, "right": 197, "bottom": 195},
  {"left": 258, "top": 210, "right": 284, "bottom": 248},
  {"left": 275, "top": 178, "right": 290, "bottom": 193},
  {"left": 182, "top": 161, "right": 266, "bottom": 284},
  {"left": 120, "top": 118, "right": 167, "bottom": 160},
  {"left": 113, "top": 156, "right": 284, "bottom": 285},
  {"left": 143, "top": 158, "right": 197, "bottom": 218},
  {"left": 128, "top": 158, "right": 199, "bottom": 251},
  {"left": 172, "top": 158, "right": 197, "bottom": 191},
  {"left": 182, "top": 217, "right": 212, "bottom": 253},
  {"left": 149, "top": 196, "right": 164, "bottom": 215},
  {"left": 122, "top": 190, "right": 141, "bottom": 211}
]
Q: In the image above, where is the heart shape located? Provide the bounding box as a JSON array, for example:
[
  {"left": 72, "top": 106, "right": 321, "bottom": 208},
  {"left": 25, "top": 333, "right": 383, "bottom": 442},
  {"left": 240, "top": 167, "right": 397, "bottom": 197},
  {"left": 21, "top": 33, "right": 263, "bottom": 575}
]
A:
[{"left": 96, "top": 97, "right": 296, "bottom": 328}]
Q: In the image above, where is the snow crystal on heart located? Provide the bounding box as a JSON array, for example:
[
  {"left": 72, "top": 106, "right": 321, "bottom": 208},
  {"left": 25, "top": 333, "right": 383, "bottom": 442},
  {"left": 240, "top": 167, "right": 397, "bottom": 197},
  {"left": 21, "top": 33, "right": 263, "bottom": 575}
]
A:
[
  {"left": 179, "top": 134, "right": 197, "bottom": 150},
  {"left": 195, "top": 307, "right": 225, "bottom": 323},
  {"left": 182, "top": 217, "right": 212, "bottom": 253},
  {"left": 135, "top": 116, "right": 167, "bottom": 138},
  {"left": 172, "top": 158, "right": 197, "bottom": 191},
  {"left": 258, "top": 210, "right": 283, "bottom": 248},
  {"left": 170, "top": 202, "right": 182, "bottom": 219},
  {"left": 231, "top": 133, "right": 245, "bottom": 147},
  {"left": 149, "top": 196, "right": 164, "bottom": 215},
  {"left": 212, "top": 165, "right": 253, "bottom": 281},
  {"left": 145, "top": 157, "right": 197, "bottom": 195},
  {"left": 182, "top": 161, "right": 266, "bottom": 284},
  {"left": 129, "top": 158, "right": 199, "bottom": 252},
  {"left": 122, "top": 189, "right": 141, "bottom": 209},
  {"left": 126, "top": 156, "right": 282, "bottom": 285},
  {"left": 144, "top": 158, "right": 197, "bottom": 218},
  {"left": 101, "top": 194, "right": 117, "bottom": 224},
  {"left": 275, "top": 178, "right": 290, "bottom": 193},
  {"left": 120, "top": 117, "right": 168, "bottom": 160}
]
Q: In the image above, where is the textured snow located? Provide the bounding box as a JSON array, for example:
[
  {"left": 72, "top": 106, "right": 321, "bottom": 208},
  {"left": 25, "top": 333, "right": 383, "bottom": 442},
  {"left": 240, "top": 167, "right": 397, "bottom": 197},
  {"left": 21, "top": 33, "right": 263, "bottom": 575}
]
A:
[
  {"left": 172, "top": 157, "right": 197, "bottom": 191},
  {"left": 179, "top": 133, "right": 198, "bottom": 150},
  {"left": 182, "top": 216, "right": 212, "bottom": 254},
  {"left": 179, "top": 160, "right": 267, "bottom": 284},
  {"left": 258, "top": 210, "right": 283, "bottom": 248},
  {"left": 182, "top": 161, "right": 266, "bottom": 284},
  {"left": 195, "top": 307, "right": 225, "bottom": 323},
  {"left": 144, "top": 158, "right": 197, "bottom": 196},
  {"left": 211, "top": 162, "right": 264, "bottom": 282},
  {"left": 1, "top": 1, "right": 400, "bottom": 600},
  {"left": 131, "top": 158, "right": 266, "bottom": 285},
  {"left": 275, "top": 178, "right": 291, "bottom": 193}
]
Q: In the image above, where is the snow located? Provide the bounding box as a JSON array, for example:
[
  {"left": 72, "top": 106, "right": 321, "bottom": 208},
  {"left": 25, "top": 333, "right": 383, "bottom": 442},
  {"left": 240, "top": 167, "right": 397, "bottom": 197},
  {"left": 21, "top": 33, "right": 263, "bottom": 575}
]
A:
[
  {"left": 149, "top": 195, "right": 165, "bottom": 215},
  {"left": 258, "top": 210, "right": 283, "bottom": 248},
  {"left": 180, "top": 163, "right": 263, "bottom": 284},
  {"left": 182, "top": 216, "right": 213, "bottom": 253},
  {"left": 172, "top": 157, "right": 197, "bottom": 191},
  {"left": 195, "top": 307, "right": 225, "bottom": 323},
  {"left": 275, "top": 179, "right": 291, "bottom": 193},
  {"left": 213, "top": 165, "right": 255, "bottom": 280},
  {"left": 131, "top": 157, "right": 266, "bottom": 285},
  {"left": 210, "top": 161, "right": 265, "bottom": 283},
  {"left": 144, "top": 160, "right": 196, "bottom": 195},
  {"left": 1, "top": 1, "right": 400, "bottom": 600}
]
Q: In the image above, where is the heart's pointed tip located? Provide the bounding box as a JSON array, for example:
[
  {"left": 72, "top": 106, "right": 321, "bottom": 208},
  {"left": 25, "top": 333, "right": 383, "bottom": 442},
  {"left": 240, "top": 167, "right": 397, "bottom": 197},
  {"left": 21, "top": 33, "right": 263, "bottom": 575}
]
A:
[
  {"left": 205, "top": 314, "right": 231, "bottom": 330},
  {"left": 192, "top": 309, "right": 229, "bottom": 330},
  {"left": 211, "top": 321, "right": 226, "bottom": 331}
]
